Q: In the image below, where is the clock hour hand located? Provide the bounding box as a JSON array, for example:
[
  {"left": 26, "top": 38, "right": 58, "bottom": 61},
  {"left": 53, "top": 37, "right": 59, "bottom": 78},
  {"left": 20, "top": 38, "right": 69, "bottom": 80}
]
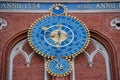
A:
[{"left": 58, "top": 30, "right": 61, "bottom": 38}]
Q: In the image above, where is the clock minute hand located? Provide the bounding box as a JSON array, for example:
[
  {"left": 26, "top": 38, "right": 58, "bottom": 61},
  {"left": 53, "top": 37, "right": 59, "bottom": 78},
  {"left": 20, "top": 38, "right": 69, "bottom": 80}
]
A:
[
  {"left": 56, "top": 24, "right": 62, "bottom": 48},
  {"left": 57, "top": 24, "right": 62, "bottom": 39}
]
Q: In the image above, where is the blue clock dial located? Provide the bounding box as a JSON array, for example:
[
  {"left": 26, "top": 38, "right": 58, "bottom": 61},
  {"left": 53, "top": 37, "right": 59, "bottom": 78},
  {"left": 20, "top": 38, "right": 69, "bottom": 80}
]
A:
[
  {"left": 47, "top": 57, "right": 72, "bottom": 76},
  {"left": 28, "top": 15, "right": 90, "bottom": 57}
]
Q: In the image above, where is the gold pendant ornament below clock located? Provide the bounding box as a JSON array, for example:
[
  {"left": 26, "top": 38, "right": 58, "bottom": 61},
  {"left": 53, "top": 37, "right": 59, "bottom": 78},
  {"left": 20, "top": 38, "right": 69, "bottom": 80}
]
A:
[{"left": 28, "top": 4, "right": 90, "bottom": 77}]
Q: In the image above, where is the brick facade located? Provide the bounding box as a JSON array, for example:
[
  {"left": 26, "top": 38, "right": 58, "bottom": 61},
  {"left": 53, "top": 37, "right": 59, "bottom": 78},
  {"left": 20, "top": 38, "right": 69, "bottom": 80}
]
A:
[{"left": 0, "top": 12, "right": 120, "bottom": 80}]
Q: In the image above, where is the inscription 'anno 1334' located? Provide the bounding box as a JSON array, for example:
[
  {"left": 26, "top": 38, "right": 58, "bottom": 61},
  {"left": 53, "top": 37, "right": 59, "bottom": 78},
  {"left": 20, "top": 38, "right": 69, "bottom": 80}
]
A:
[{"left": 0, "top": 2, "right": 120, "bottom": 10}]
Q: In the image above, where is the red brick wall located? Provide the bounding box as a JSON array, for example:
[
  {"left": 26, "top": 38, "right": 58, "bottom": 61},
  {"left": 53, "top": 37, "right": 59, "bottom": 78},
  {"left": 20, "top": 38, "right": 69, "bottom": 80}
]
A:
[
  {"left": 13, "top": 54, "right": 44, "bottom": 80},
  {"left": 75, "top": 53, "right": 107, "bottom": 80},
  {"left": 0, "top": 12, "right": 120, "bottom": 80}
]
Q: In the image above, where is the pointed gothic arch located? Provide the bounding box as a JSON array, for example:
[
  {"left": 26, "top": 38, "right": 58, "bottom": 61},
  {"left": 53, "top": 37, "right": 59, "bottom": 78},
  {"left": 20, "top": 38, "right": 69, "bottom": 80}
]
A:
[{"left": 90, "top": 30, "right": 118, "bottom": 80}]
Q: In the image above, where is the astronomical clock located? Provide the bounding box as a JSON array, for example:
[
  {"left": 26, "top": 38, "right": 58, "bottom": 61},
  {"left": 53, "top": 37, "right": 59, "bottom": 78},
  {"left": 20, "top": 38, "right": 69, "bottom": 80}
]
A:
[{"left": 28, "top": 4, "right": 90, "bottom": 77}]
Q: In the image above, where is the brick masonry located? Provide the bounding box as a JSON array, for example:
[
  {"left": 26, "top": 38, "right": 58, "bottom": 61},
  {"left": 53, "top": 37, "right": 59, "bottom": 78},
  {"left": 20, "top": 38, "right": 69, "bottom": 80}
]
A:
[{"left": 0, "top": 12, "right": 120, "bottom": 80}]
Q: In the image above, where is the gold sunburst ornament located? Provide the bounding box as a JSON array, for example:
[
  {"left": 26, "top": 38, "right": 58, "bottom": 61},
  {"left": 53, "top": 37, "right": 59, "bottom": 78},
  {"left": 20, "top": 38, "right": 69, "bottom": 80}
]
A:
[{"left": 28, "top": 4, "right": 90, "bottom": 77}]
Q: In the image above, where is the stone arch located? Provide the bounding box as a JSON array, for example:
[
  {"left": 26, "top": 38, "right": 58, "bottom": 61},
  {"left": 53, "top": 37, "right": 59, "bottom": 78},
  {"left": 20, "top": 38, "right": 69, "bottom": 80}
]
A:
[
  {"left": 90, "top": 30, "right": 118, "bottom": 80},
  {"left": 8, "top": 39, "right": 35, "bottom": 80},
  {"left": 83, "top": 38, "right": 111, "bottom": 80},
  {"left": 1, "top": 30, "right": 27, "bottom": 80}
]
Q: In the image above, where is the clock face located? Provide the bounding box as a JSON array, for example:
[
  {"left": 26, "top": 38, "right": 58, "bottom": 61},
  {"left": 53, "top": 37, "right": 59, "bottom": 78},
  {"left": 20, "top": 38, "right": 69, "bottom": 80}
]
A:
[
  {"left": 44, "top": 24, "right": 74, "bottom": 48},
  {"left": 28, "top": 15, "right": 90, "bottom": 57},
  {"left": 47, "top": 57, "right": 72, "bottom": 76}
]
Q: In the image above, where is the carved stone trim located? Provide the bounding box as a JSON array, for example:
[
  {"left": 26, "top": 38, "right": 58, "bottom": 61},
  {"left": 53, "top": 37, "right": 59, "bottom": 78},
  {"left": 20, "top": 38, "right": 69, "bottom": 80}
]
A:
[
  {"left": 111, "top": 18, "right": 120, "bottom": 30},
  {"left": 0, "top": 18, "right": 7, "bottom": 30},
  {"left": 8, "top": 39, "right": 35, "bottom": 80},
  {"left": 83, "top": 38, "right": 111, "bottom": 80}
]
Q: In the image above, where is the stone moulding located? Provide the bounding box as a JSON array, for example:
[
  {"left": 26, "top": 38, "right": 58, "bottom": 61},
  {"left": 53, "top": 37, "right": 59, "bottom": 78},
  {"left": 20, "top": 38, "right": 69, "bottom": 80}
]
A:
[{"left": 0, "top": 0, "right": 120, "bottom": 2}]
